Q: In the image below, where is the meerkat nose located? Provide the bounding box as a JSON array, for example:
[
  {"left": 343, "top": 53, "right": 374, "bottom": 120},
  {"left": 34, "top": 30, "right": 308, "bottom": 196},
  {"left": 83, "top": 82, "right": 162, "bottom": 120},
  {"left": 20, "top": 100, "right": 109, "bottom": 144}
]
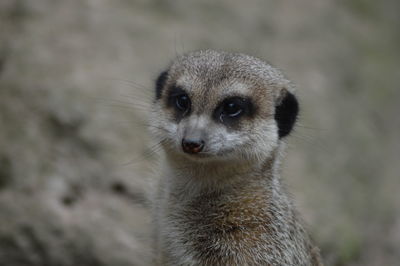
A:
[{"left": 182, "top": 138, "right": 205, "bottom": 154}]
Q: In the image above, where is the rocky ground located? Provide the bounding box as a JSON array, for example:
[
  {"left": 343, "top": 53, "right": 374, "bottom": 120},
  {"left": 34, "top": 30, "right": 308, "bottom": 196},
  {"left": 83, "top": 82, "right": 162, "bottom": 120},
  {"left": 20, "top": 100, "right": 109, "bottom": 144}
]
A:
[{"left": 0, "top": 0, "right": 399, "bottom": 265}]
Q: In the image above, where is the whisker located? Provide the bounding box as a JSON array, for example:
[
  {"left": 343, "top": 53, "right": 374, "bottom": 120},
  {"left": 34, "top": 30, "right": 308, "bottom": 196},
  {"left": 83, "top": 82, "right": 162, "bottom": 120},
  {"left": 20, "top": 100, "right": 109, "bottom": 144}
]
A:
[
  {"left": 105, "top": 78, "right": 148, "bottom": 91},
  {"left": 93, "top": 96, "right": 151, "bottom": 108},
  {"left": 89, "top": 96, "right": 151, "bottom": 113},
  {"left": 290, "top": 133, "right": 329, "bottom": 153},
  {"left": 98, "top": 104, "right": 151, "bottom": 114},
  {"left": 296, "top": 123, "right": 327, "bottom": 132},
  {"left": 120, "top": 138, "right": 171, "bottom": 167}
]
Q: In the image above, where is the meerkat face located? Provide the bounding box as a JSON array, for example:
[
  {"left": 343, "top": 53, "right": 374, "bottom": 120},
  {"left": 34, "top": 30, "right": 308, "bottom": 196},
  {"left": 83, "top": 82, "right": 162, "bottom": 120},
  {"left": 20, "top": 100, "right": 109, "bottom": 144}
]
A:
[{"left": 150, "top": 50, "right": 298, "bottom": 163}]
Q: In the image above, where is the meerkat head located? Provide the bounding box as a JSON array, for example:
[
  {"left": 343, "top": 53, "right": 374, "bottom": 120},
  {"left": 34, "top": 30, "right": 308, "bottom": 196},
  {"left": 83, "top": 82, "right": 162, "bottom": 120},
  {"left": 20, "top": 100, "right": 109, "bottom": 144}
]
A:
[{"left": 150, "top": 50, "right": 298, "bottom": 164}]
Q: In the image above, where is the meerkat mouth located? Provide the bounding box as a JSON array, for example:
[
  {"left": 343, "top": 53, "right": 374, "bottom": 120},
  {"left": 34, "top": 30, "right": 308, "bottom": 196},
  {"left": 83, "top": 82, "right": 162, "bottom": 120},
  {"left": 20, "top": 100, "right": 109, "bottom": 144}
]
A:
[
  {"left": 180, "top": 149, "right": 238, "bottom": 163},
  {"left": 182, "top": 151, "right": 212, "bottom": 160}
]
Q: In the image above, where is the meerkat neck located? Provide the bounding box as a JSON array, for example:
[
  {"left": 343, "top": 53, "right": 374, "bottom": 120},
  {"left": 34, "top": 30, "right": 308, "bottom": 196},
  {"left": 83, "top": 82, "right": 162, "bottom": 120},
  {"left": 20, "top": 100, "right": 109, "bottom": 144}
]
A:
[{"left": 162, "top": 147, "right": 282, "bottom": 197}]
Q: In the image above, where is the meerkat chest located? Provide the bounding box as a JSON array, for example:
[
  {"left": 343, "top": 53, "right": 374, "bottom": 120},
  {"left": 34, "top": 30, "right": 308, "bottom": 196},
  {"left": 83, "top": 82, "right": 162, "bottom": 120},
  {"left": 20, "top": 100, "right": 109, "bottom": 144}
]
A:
[{"left": 160, "top": 188, "right": 289, "bottom": 265}]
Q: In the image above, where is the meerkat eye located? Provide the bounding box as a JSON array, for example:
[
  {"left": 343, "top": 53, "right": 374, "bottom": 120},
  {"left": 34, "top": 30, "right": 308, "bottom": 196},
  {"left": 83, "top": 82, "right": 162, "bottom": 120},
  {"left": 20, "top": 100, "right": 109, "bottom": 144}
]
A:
[
  {"left": 223, "top": 100, "right": 243, "bottom": 117},
  {"left": 214, "top": 97, "right": 253, "bottom": 124},
  {"left": 175, "top": 94, "right": 190, "bottom": 112},
  {"left": 167, "top": 86, "right": 191, "bottom": 116}
]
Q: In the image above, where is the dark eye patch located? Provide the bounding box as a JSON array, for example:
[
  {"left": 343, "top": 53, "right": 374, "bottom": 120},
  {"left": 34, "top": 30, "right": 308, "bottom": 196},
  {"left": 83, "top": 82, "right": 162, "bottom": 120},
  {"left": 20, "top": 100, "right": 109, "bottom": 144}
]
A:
[
  {"left": 155, "top": 71, "right": 169, "bottom": 100},
  {"left": 213, "top": 96, "right": 255, "bottom": 126},
  {"left": 166, "top": 85, "right": 191, "bottom": 119}
]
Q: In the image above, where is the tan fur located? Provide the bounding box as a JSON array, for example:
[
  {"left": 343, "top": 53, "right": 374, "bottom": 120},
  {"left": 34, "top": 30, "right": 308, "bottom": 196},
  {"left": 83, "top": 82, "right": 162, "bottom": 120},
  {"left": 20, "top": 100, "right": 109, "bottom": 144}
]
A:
[{"left": 150, "top": 50, "right": 322, "bottom": 266}]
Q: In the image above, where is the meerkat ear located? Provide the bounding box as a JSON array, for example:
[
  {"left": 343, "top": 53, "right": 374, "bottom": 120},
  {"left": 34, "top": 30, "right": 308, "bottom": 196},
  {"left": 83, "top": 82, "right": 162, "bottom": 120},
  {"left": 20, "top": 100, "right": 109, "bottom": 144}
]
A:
[
  {"left": 155, "top": 71, "right": 169, "bottom": 100},
  {"left": 274, "top": 90, "right": 299, "bottom": 138}
]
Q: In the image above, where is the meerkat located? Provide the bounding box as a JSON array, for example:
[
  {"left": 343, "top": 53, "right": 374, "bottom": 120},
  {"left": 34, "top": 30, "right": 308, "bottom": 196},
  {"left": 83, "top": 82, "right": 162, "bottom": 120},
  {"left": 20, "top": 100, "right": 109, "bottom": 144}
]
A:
[{"left": 149, "top": 50, "right": 322, "bottom": 266}]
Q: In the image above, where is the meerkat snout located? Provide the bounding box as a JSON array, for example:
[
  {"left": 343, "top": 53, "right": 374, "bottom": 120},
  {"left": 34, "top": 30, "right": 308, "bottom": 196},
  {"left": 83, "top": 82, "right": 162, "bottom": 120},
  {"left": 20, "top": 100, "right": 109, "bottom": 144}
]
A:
[
  {"left": 181, "top": 138, "right": 204, "bottom": 154},
  {"left": 180, "top": 115, "right": 209, "bottom": 154}
]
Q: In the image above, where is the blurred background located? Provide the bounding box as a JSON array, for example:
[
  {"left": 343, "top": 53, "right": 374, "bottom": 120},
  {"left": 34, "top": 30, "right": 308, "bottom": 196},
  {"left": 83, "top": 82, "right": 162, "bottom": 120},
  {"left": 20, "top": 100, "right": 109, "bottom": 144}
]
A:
[{"left": 0, "top": 0, "right": 399, "bottom": 265}]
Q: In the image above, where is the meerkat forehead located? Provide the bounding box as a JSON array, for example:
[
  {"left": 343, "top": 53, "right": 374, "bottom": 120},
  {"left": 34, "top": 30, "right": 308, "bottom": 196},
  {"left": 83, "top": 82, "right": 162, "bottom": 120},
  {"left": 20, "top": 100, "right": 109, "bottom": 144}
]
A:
[
  {"left": 160, "top": 50, "right": 292, "bottom": 111},
  {"left": 171, "top": 50, "right": 292, "bottom": 89}
]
